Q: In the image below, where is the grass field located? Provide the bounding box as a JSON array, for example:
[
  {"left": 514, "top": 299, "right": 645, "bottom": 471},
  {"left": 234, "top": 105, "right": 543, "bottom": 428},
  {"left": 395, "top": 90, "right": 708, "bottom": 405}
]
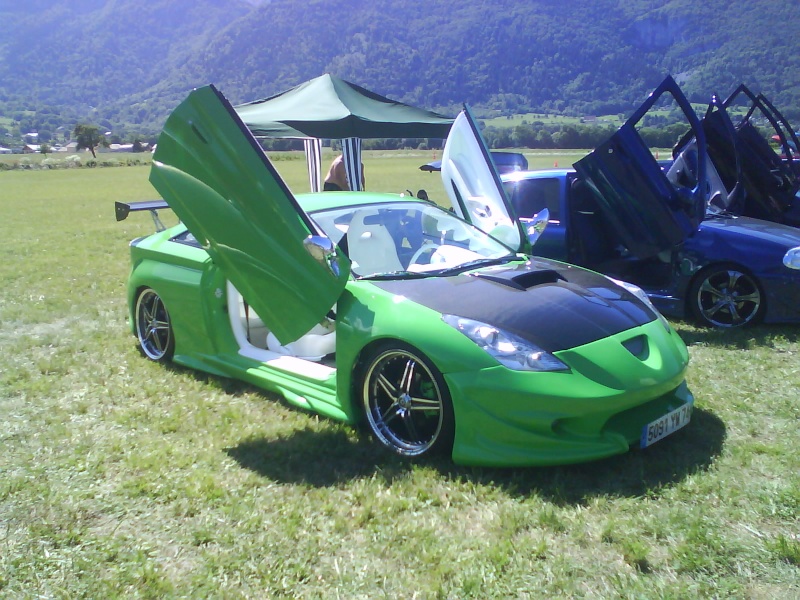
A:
[{"left": 1, "top": 162, "right": 798, "bottom": 598}]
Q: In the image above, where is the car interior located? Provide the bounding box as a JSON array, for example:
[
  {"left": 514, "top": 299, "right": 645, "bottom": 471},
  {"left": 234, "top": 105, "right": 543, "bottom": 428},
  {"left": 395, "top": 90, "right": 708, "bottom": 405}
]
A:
[{"left": 227, "top": 281, "right": 337, "bottom": 368}]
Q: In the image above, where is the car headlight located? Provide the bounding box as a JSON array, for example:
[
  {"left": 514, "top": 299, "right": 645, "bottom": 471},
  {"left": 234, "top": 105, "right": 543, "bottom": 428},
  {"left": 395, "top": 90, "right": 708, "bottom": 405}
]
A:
[
  {"left": 609, "top": 278, "right": 671, "bottom": 332},
  {"left": 442, "top": 314, "right": 568, "bottom": 372},
  {"left": 784, "top": 247, "right": 800, "bottom": 270}
]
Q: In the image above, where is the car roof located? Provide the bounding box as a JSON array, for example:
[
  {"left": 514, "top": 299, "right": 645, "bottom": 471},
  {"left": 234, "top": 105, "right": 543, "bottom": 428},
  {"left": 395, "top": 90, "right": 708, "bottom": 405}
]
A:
[{"left": 501, "top": 168, "right": 575, "bottom": 181}]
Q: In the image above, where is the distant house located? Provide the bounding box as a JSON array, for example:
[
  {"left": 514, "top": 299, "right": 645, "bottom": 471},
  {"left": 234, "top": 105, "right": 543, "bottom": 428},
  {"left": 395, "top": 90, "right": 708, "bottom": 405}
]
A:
[
  {"left": 24, "top": 132, "right": 39, "bottom": 144},
  {"left": 23, "top": 144, "right": 41, "bottom": 153},
  {"left": 0, "top": 146, "right": 11, "bottom": 154}
]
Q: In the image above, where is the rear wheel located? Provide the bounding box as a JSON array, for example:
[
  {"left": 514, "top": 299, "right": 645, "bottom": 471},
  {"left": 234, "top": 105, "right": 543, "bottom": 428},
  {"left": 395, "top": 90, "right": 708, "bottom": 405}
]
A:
[
  {"left": 135, "top": 288, "right": 175, "bottom": 361},
  {"left": 360, "top": 343, "right": 454, "bottom": 458},
  {"left": 688, "top": 265, "right": 764, "bottom": 328}
]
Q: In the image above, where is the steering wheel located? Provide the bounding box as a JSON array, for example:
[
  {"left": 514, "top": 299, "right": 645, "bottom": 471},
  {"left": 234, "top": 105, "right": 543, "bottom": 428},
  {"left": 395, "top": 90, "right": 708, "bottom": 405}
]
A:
[{"left": 409, "top": 242, "right": 440, "bottom": 266}]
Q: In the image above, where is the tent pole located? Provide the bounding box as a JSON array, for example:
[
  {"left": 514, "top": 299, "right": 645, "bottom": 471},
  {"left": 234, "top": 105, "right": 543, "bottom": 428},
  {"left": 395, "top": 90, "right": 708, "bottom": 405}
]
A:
[
  {"left": 342, "top": 137, "right": 363, "bottom": 191},
  {"left": 304, "top": 138, "right": 322, "bottom": 192}
]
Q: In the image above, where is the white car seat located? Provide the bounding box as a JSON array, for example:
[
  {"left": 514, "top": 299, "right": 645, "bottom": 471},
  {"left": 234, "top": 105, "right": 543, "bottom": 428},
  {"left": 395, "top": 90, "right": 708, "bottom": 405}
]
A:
[
  {"left": 266, "top": 320, "right": 336, "bottom": 361},
  {"left": 346, "top": 209, "right": 403, "bottom": 275}
]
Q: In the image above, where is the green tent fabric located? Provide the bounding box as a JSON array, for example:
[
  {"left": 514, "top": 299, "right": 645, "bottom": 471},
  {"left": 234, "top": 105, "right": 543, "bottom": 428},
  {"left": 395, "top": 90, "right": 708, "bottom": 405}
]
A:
[{"left": 235, "top": 74, "right": 453, "bottom": 139}]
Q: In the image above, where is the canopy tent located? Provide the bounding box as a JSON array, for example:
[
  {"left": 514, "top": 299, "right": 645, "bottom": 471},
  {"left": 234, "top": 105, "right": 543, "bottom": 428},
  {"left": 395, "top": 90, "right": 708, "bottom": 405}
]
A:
[{"left": 235, "top": 74, "right": 453, "bottom": 191}]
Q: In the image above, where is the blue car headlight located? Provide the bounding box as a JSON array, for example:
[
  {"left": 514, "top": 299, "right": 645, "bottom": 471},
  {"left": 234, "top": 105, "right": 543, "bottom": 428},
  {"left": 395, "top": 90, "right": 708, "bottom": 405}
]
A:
[
  {"left": 442, "top": 314, "right": 568, "bottom": 372},
  {"left": 609, "top": 278, "right": 671, "bottom": 332},
  {"left": 784, "top": 247, "right": 800, "bottom": 270}
]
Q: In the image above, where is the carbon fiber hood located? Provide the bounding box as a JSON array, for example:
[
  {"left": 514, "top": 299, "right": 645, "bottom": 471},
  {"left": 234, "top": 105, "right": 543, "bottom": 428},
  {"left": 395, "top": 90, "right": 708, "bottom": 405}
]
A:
[{"left": 371, "top": 258, "right": 657, "bottom": 352}]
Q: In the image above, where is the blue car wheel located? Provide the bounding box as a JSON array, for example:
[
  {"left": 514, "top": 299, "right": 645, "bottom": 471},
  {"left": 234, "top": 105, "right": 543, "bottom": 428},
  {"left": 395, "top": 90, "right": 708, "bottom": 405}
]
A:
[{"left": 688, "top": 265, "right": 764, "bottom": 328}]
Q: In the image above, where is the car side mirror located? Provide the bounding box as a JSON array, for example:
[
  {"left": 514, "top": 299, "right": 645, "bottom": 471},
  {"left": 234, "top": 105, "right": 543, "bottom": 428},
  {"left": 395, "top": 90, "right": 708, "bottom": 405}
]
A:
[
  {"left": 520, "top": 208, "right": 549, "bottom": 245},
  {"left": 304, "top": 235, "right": 341, "bottom": 277}
]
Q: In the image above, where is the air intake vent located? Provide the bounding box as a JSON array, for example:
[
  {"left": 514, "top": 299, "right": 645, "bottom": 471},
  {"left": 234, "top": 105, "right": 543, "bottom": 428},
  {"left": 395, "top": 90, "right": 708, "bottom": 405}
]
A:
[
  {"left": 471, "top": 269, "right": 565, "bottom": 290},
  {"left": 622, "top": 335, "right": 650, "bottom": 360}
]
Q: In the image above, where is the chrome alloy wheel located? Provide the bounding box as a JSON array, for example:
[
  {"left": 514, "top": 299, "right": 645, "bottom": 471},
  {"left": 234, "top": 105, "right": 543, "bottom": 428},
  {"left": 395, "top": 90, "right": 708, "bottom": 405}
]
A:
[
  {"left": 135, "top": 288, "right": 174, "bottom": 361},
  {"left": 361, "top": 346, "right": 452, "bottom": 457},
  {"left": 691, "top": 266, "right": 763, "bottom": 328}
]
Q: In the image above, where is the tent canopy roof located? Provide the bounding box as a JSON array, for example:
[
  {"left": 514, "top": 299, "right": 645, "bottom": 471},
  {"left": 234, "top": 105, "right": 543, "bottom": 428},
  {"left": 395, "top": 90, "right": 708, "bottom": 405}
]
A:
[{"left": 235, "top": 74, "right": 453, "bottom": 139}]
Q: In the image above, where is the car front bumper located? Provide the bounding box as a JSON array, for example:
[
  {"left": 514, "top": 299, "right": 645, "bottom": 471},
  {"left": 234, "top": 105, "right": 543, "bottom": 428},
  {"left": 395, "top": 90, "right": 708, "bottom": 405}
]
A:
[{"left": 445, "top": 320, "right": 692, "bottom": 466}]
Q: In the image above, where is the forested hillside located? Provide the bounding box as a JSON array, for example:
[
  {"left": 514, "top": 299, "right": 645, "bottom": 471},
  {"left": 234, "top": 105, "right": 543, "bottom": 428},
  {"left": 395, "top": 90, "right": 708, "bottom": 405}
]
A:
[{"left": 0, "top": 0, "right": 798, "bottom": 144}]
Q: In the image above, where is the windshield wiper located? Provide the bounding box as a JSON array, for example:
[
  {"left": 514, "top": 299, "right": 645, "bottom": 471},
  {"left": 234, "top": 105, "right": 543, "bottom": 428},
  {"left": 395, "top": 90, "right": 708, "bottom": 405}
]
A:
[
  {"left": 432, "top": 255, "right": 519, "bottom": 275},
  {"left": 356, "top": 270, "right": 431, "bottom": 281}
]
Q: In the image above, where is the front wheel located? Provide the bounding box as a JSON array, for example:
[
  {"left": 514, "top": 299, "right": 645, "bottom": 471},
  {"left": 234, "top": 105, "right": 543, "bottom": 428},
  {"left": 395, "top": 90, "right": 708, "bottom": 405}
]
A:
[
  {"left": 360, "top": 343, "right": 454, "bottom": 458},
  {"left": 688, "top": 265, "right": 764, "bottom": 328},
  {"left": 135, "top": 288, "right": 175, "bottom": 361}
]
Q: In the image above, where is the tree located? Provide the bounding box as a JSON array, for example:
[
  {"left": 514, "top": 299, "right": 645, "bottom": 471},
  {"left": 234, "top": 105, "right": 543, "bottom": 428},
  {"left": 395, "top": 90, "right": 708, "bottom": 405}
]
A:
[
  {"left": 73, "top": 123, "right": 104, "bottom": 158},
  {"left": 40, "top": 143, "right": 51, "bottom": 155}
]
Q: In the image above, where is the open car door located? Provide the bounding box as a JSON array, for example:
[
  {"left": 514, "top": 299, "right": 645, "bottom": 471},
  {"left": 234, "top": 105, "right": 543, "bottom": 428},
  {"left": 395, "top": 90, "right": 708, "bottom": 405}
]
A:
[
  {"left": 671, "top": 94, "right": 745, "bottom": 213},
  {"left": 719, "top": 84, "right": 800, "bottom": 225},
  {"left": 573, "top": 76, "right": 707, "bottom": 260},
  {"left": 440, "top": 106, "right": 531, "bottom": 254},
  {"left": 150, "top": 85, "right": 350, "bottom": 345}
]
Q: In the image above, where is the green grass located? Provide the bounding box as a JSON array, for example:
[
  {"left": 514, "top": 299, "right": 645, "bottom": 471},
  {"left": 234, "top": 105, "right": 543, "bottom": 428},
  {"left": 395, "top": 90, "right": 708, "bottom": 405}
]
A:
[{"left": 1, "top": 163, "right": 798, "bottom": 598}]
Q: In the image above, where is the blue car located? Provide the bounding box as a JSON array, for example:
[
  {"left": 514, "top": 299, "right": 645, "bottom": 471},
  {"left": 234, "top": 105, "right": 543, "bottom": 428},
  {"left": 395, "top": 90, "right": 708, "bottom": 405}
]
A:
[
  {"left": 501, "top": 77, "right": 800, "bottom": 328},
  {"left": 421, "top": 151, "right": 528, "bottom": 174}
]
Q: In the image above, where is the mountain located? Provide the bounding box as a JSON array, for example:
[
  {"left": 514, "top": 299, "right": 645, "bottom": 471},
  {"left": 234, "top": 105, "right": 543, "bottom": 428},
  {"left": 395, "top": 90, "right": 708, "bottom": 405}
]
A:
[{"left": 1, "top": 0, "right": 798, "bottom": 142}]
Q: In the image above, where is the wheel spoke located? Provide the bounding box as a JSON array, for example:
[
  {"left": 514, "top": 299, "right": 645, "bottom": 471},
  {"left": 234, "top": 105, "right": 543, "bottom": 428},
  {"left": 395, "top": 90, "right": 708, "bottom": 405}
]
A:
[
  {"left": 142, "top": 304, "right": 155, "bottom": 323},
  {"left": 727, "top": 270, "right": 742, "bottom": 290},
  {"left": 735, "top": 291, "right": 759, "bottom": 304},
  {"left": 402, "top": 410, "right": 421, "bottom": 441},
  {"left": 380, "top": 403, "right": 401, "bottom": 425},
  {"left": 376, "top": 373, "right": 397, "bottom": 398},
  {"left": 699, "top": 279, "right": 723, "bottom": 298},
  {"left": 409, "top": 396, "right": 441, "bottom": 412},
  {"left": 148, "top": 328, "right": 164, "bottom": 351},
  {"left": 729, "top": 305, "right": 745, "bottom": 323},
  {"left": 704, "top": 300, "right": 727, "bottom": 317},
  {"left": 400, "top": 359, "right": 416, "bottom": 393}
]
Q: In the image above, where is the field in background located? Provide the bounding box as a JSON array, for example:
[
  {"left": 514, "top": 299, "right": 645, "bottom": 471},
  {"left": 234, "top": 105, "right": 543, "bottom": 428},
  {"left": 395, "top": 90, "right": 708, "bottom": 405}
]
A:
[
  {"left": 479, "top": 105, "right": 752, "bottom": 130},
  {"left": 1, "top": 164, "right": 798, "bottom": 597},
  {"left": 0, "top": 148, "right": 591, "bottom": 201}
]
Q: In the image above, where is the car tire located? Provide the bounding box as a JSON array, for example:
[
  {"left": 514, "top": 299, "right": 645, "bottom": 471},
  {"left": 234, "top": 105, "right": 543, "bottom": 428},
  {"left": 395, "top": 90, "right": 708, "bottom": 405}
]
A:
[
  {"left": 360, "top": 343, "right": 454, "bottom": 458},
  {"left": 135, "top": 288, "right": 175, "bottom": 361},
  {"left": 688, "top": 264, "right": 765, "bottom": 328}
]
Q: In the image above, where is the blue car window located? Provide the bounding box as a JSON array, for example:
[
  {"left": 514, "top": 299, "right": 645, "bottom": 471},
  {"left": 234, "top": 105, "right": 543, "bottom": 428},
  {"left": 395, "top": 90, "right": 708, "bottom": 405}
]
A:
[{"left": 504, "top": 178, "right": 561, "bottom": 220}]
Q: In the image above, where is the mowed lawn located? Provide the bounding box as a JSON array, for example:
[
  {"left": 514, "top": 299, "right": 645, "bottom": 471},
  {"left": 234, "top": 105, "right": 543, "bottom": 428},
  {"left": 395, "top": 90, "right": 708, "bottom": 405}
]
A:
[{"left": 0, "top": 160, "right": 798, "bottom": 598}]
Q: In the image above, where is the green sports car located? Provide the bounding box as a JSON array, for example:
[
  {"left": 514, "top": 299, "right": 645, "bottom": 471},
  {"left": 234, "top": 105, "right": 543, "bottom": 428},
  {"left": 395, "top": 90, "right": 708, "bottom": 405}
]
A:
[{"left": 119, "top": 84, "right": 693, "bottom": 466}]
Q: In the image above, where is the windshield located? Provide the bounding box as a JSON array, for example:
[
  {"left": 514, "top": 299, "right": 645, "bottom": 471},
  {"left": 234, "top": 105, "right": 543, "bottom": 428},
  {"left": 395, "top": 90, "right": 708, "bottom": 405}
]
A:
[{"left": 310, "top": 200, "right": 518, "bottom": 278}]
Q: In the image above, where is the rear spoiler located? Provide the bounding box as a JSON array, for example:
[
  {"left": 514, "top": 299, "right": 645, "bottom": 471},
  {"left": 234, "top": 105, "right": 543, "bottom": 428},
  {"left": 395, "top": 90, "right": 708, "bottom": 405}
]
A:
[{"left": 115, "top": 200, "right": 170, "bottom": 231}]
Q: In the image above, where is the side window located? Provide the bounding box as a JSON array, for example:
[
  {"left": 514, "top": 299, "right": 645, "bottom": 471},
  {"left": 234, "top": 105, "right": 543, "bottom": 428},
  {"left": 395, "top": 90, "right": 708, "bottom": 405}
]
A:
[{"left": 504, "top": 178, "right": 561, "bottom": 220}]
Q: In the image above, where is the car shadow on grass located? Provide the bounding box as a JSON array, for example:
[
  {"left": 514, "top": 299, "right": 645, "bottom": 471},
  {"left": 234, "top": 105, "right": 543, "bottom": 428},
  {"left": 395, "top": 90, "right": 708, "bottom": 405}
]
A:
[{"left": 225, "top": 406, "right": 725, "bottom": 503}]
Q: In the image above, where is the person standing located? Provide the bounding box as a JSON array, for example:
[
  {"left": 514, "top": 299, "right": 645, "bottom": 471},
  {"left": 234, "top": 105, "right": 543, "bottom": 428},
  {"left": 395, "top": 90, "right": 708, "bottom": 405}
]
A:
[{"left": 323, "top": 154, "right": 365, "bottom": 191}]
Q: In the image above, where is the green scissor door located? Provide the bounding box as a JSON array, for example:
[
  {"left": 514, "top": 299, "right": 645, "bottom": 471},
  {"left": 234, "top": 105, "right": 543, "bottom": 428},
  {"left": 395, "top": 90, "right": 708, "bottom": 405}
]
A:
[
  {"left": 150, "top": 85, "right": 350, "bottom": 344},
  {"left": 441, "top": 106, "right": 531, "bottom": 254}
]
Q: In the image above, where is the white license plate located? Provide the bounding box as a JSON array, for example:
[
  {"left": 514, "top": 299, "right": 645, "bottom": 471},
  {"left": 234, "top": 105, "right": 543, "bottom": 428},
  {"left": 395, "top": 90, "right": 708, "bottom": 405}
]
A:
[{"left": 640, "top": 401, "right": 693, "bottom": 448}]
